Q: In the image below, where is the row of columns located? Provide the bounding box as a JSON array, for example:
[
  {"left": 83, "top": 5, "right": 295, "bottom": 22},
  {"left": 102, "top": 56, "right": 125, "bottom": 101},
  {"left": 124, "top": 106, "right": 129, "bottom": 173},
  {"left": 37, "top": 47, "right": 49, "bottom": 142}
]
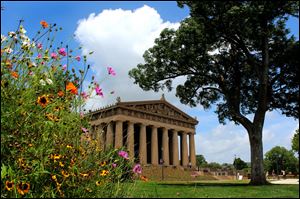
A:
[{"left": 94, "top": 121, "right": 196, "bottom": 168}]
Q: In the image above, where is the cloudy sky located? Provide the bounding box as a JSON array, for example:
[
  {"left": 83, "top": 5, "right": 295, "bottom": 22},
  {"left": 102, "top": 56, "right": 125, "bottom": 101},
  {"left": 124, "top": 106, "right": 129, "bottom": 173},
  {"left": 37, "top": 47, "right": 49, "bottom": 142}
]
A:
[{"left": 2, "top": 1, "right": 298, "bottom": 164}]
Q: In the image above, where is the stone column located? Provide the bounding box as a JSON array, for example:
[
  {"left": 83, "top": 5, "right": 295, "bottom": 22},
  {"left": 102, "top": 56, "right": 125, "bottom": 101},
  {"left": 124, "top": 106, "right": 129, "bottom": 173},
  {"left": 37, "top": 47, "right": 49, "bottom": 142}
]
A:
[
  {"left": 151, "top": 126, "right": 158, "bottom": 166},
  {"left": 172, "top": 130, "right": 179, "bottom": 166},
  {"left": 189, "top": 133, "right": 196, "bottom": 168},
  {"left": 139, "top": 124, "right": 147, "bottom": 165},
  {"left": 97, "top": 123, "right": 105, "bottom": 150},
  {"left": 106, "top": 122, "right": 114, "bottom": 149},
  {"left": 181, "top": 132, "right": 188, "bottom": 167},
  {"left": 127, "top": 121, "right": 135, "bottom": 159},
  {"left": 162, "top": 127, "right": 169, "bottom": 165},
  {"left": 115, "top": 120, "right": 123, "bottom": 148}
]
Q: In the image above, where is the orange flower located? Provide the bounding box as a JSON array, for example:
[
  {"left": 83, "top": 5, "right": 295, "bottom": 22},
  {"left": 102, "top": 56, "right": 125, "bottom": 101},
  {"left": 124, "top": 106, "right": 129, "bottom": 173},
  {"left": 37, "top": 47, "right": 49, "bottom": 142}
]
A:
[
  {"left": 17, "top": 182, "right": 30, "bottom": 195},
  {"left": 5, "top": 181, "right": 14, "bottom": 191},
  {"left": 40, "top": 20, "right": 49, "bottom": 28},
  {"left": 37, "top": 95, "right": 49, "bottom": 108},
  {"left": 57, "top": 90, "right": 64, "bottom": 97},
  {"left": 11, "top": 71, "right": 19, "bottom": 79},
  {"left": 66, "top": 82, "right": 78, "bottom": 95},
  {"left": 140, "top": 175, "right": 149, "bottom": 182}
]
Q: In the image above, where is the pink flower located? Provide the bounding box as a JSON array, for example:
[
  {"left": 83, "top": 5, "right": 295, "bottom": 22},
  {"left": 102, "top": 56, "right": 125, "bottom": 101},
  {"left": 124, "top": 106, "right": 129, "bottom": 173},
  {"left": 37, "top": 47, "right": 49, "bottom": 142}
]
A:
[
  {"left": 28, "top": 71, "right": 33, "bottom": 75},
  {"left": 112, "top": 163, "right": 117, "bottom": 168},
  {"left": 41, "top": 61, "right": 45, "bottom": 65},
  {"left": 58, "top": 48, "right": 67, "bottom": 56},
  {"left": 95, "top": 85, "right": 104, "bottom": 97},
  {"left": 75, "top": 56, "right": 81, "bottom": 61},
  {"left": 37, "top": 43, "right": 42, "bottom": 49},
  {"left": 81, "top": 91, "right": 89, "bottom": 100},
  {"left": 81, "top": 127, "right": 88, "bottom": 133},
  {"left": 37, "top": 54, "right": 42, "bottom": 59},
  {"left": 80, "top": 112, "right": 84, "bottom": 118},
  {"left": 51, "top": 52, "right": 58, "bottom": 59},
  {"left": 107, "top": 66, "right": 116, "bottom": 76},
  {"left": 133, "top": 164, "right": 142, "bottom": 174},
  {"left": 62, "top": 64, "right": 67, "bottom": 70},
  {"left": 118, "top": 150, "right": 129, "bottom": 159}
]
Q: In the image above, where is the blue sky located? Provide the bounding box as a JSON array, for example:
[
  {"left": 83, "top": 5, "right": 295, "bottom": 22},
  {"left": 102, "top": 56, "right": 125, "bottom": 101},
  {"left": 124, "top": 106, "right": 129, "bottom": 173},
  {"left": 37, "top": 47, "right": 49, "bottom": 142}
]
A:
[{"left": 1, "top": 1, "right": 298, "bottom": 164}]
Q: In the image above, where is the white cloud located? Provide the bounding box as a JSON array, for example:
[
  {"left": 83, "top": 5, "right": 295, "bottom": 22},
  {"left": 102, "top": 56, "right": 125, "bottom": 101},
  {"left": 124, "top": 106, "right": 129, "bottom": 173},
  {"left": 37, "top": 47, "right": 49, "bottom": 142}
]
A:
[{"left": 75, "top": 5, "right": 183, "bottom": 111}]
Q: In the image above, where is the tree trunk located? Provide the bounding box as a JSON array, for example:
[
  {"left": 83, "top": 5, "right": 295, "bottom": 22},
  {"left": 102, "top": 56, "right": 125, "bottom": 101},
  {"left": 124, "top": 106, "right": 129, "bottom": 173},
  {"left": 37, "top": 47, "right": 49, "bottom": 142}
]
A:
[{"left": 248, "top": 128, "right": 268, "bottom": 185}]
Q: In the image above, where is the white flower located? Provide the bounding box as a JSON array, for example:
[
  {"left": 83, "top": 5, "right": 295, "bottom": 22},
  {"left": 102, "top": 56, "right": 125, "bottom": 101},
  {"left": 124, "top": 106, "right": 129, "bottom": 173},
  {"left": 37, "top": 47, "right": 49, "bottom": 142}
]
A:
[
  {"left": 19, "top": 25, "right": 27, "bottom": 34},
  {"left": 46, "top": 78, "right": 53, "bottom": 85},
  {"left": 8, "top": 31, "right": 16, "bottom": 37},
  {"left": 40, "top": 79, "right": 46, "bottom": 86},
  {"left": 1, "top": 35, "right": 7, "bottom": 42},
  {"left": 4, "top": 48, "right": 13, "bottom": 54}
]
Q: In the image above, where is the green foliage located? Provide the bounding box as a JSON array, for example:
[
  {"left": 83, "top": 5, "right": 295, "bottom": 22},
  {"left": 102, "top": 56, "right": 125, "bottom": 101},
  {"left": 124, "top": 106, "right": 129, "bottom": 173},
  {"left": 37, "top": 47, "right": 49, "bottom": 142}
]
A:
[
  {"left": 205, "top": 162, "right": 222, "bottom": 170},
  {"left": 196, "top": 154, "right": 207, "bottom": 168},
  {"left": 291, "top": 129, "right": 299, "bottom": 155},
  {"left": 264, "top": 146, "right": 298, "bottom": 174},
  {"left": 233, "top": 158, "right": 248, "bottom": 170},
  {"left": 1, "top": 21, "right": 136, "bottom": 198}
]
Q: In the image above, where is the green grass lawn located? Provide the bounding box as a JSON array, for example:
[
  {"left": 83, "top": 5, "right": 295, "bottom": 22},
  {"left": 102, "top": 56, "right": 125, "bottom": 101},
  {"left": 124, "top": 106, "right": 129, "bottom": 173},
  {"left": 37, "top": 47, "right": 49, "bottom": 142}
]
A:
[{"left": 127, "top": 180, "right": 299, "bottom": 198}]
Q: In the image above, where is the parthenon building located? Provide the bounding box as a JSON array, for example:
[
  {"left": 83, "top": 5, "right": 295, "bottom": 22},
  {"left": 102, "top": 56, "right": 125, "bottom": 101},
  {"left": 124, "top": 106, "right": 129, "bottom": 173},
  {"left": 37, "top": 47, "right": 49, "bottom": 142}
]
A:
[{"left": 88, "top": 95, "right": 198, "bottom": 168}]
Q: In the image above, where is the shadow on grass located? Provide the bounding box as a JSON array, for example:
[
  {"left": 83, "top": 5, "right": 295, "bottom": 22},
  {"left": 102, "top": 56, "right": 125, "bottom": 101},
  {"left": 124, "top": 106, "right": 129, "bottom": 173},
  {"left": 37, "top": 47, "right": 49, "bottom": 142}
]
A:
[{"left": 157, "top": 181, "right": 280, "bottom": 187}]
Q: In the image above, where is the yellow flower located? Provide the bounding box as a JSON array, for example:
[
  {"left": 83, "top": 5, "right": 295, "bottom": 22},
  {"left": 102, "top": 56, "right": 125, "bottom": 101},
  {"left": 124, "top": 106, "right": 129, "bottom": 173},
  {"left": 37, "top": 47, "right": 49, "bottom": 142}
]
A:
[
  {"left": 66, "top": 144, "right": 73, "bottom": 149},
  {"left": 53, "top": 154, "right": 61, "bottom": 160},
  {"left": 28, "top": 143, "right": 33, "bottom": 147},
  {"left": 80, "top": 173, "right": 89, "bottom": 177},
  {"left": 100, "top": 161, "right": 106, "bottom": 167},
  {"left": 95, "top": 181, "right": 103, "bottom": 186},
  {"left": 51, "top": 175, "right": 57, "bottom": 181},
  {"left": 61, "top": 170, "right": 70, "bottom": 178},
  {"left": 37, "top": 94, "right": 49, "bottom": 108},
  {"left": 5, "top": 181, "right": 14, "bottom": 191},
  {"left": 17, "top": 182, "right": 30, "bottom": 195},
  {"left": 59, "top": 162, "right": 64, "bottom": 167},
  {"left": 100, "top": 170, "right": 109, "bottom": 176}
]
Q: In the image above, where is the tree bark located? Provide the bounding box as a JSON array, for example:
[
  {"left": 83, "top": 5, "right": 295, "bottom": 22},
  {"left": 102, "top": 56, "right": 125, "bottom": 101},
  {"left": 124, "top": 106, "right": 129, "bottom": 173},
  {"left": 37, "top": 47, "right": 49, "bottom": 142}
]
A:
[{"left": 248, "top": 127, "right": 268, "bottom": 185}]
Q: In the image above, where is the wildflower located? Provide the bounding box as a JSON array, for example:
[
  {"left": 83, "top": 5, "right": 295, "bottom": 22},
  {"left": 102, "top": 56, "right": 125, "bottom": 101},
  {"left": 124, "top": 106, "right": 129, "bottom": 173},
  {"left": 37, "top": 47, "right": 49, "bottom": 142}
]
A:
[
  {"left": 5, "top": 59, "right": 12, "bottom": 68},
  {"left": 17, "top": 182, "right": 30, "bottom": 195},
  {"left": 19, "top": 25, "right": 27, "bottom": 34},
  {"left": 66, "top": 82, "right": 78, "bottom": 94},
  {"left": 53, "top": 154, "right": 61, "bottom": 160},
  {"left": 107, "top": 66, "right": 116, "bottom": 76},
  {"left": 95, "top": 85, "right": 103, "bottom": 97},
  {"left": 100, "top": 161, "right": 106, "bottom": 167},
  {"left": 37, "top": 95, "right": 49, "bottom": 108},
  {"left": 81, "top": 91, "right": 89, "bottom": 100},
  {"left": 37, "top": 43, "right": 42, "bottom": 49},
  {"left": 80, "top": 112, "right": 84, "bottom": 118},
  {"left": 28, "top": 143, "right": 33, "bottom": 147},
  {"left": 37, "top": 54, "right": 42, "bottom": 59},
  {"left": 59, "top": 162, "right": 64, "bottom": 167},
  {"left": 46, "top": 78, "right": 53, "bottom": 85},
  {"left": 57, "top": 90, "right": 64, "bottom": 97},
  {"left": 81, "top": 127, "right": 88, "bottom": 133},
  {"left": 80, "top": 173, "right": 89, "bottom": 177},
  {"left": 100, "top": 170, "right": 109, "bottom": 176},
  {"left": 62, "top": 64, "right": 67, "bottom": 70},
  {"left": 51, "top": 175, "right": 57, "bottom": 181},
  {"left": 58, "top": 48, "right": 67, "bottom": 56},
  {"left": 8, "top": 31, "right": 16, "bottom": 38},
  {"left": 66, "top": 144, "right": 73, "bottom": 149},
  {"left": 112, "top": 163, "right": 117, "bottom": 168},
  {"left": 51, "top": 52, "right": 58, "bottom": 59},
  {"left": 140, "top": 175, "right": 148, "bottom": 182},
  {"left": 28, "top": 71, "right": 34, "bottom": 76},
  {"left": 118, "top": 150, "right": 129, "bottom": 160},
  {"left": 5, "top": 181, "right": 14, "bottom": 191},
  {"left": 61, "top": 170, "right": 70, "bottom": 178},
  {"left": 75, "top": 56, "right": 81, "bottom": 61},
  {"left": 11, "top": 71, "right": 19, "bottom": 79},
  {"left": 133, "top": 164, "right": 142, "bottom": 174},
  {"left": 1, "top": 34, "right": 7, "bottom": 42},
  {"left": 39, "top": 79, "right": 46, "bottom": 86},
  {"left": 96, "top": 181, "right": 103, "bottom": 186},
  {"left": 40, "top": 20, "right": 49, "bottom": 28},
  {"left": 4, "top": 48, "right": 13, "bottom": 54}
]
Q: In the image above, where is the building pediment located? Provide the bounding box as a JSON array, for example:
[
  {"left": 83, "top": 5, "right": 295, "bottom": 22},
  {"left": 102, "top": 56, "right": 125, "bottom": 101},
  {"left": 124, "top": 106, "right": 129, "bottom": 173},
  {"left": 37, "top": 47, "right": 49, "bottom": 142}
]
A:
[{"left": 118, "top": 100, "right": 198, "bottom": 125}]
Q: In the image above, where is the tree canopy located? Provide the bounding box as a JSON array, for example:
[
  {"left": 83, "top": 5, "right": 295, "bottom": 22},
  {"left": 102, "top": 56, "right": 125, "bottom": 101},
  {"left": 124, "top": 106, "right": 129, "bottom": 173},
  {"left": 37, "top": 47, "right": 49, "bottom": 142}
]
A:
[
  {"left": 129, "top": 1, "right": 299, "bottom": 185},
  {"left": 291, "top": 129, "right": 299, "bottom": 155},
  {"left": 264, "top": 146, "right": 298, "bottom": 174},
  {"left": 233, "top": 157, "right": 248, "bottom": 170}
]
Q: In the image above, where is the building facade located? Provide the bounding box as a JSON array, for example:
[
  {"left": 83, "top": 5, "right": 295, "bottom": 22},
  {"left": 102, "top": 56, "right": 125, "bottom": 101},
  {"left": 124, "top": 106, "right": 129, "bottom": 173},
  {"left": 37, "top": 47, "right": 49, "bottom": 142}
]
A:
[{"left": 88, "top": 95, "right": 198, "bottom": 168}]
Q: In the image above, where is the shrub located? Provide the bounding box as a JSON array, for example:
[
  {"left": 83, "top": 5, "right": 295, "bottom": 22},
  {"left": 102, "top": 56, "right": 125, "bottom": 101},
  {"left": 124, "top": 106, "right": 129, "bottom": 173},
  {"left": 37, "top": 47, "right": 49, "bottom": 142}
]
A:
[{"left": 1, "top": 20, "right": 137, "bottom": 198}]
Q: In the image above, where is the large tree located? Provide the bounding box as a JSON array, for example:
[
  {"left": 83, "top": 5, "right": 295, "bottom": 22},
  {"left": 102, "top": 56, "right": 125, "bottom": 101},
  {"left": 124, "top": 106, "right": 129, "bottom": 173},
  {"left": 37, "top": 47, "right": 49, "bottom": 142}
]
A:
[
  {"left": 291, "top": 129, "right": 299, "bottom": 155},
  {"left": 129, "top": 1, "right": 299, "bottom": 185}
]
